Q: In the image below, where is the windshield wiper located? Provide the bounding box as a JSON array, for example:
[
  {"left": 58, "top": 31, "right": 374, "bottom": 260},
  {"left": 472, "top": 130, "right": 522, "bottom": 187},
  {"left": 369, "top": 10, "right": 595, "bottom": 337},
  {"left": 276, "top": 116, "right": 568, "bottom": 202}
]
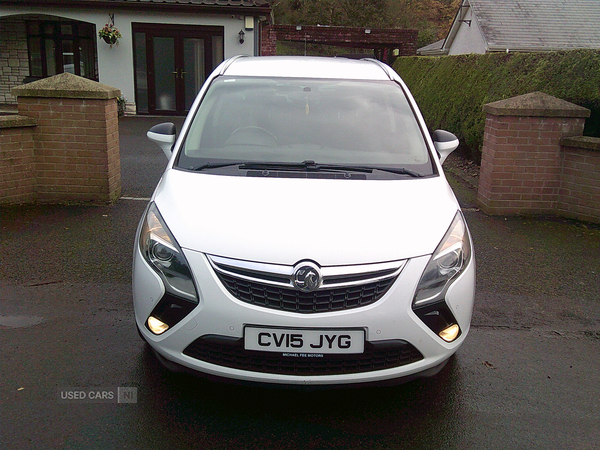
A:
[
  {"left": 241, "top": 160, "right": 373, "bottom": 173},
  {"left": 297, "top": 162, "right": 424, "bottom": 178},
  {"left": 368, "top": 166, "right": 424, "bottom": 178},
  {"left": 190, "top": 160, "right": 423, "bottom": 177},
  {"left": 190, "top": 161, "right": 253, "bottom": 171}
]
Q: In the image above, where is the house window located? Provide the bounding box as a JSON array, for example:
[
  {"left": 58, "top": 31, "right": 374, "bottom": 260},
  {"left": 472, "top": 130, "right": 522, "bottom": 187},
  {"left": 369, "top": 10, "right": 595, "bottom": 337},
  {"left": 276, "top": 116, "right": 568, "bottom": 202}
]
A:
[{"left": 26, "top": 20, "right": 98, "bottom": 81}]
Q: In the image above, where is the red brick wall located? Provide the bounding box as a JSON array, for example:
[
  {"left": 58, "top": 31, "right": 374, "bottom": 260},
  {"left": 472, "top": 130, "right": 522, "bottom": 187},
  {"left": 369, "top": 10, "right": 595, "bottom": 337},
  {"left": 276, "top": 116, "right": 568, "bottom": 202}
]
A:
[
  {"left": 261, "top": 25, "right": 277, "bottom": 56},
  {"left": 478, "top": 114, "right": 585, "bottom": 215},
  {"left": 0, "top": 119, "right": 36, "bottom": 203},
  {"left": 261, "top": 24, "right": 418, "bottom": 57},
  {"left": 14, "top": 97, "right": 121, "bottom": 203},
  {"left": 558, "top": 143, "right": 600, "bottom": 222}
]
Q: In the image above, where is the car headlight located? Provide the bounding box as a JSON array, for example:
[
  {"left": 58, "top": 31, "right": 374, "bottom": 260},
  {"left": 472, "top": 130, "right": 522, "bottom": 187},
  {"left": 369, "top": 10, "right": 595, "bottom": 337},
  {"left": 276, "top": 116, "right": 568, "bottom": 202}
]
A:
[
  {"left": 139, "top": 202, "right": 198, "bottom": 305},
  {"left": 413, "top": 211, "right": 472, "bottom": 307}
]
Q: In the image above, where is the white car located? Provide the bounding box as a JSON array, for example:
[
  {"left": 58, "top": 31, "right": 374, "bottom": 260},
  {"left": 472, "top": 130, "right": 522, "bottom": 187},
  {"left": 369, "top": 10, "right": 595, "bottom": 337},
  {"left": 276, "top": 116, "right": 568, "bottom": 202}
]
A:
[{"left": 134, "top": 56, "right": 475, "bottom": 386}]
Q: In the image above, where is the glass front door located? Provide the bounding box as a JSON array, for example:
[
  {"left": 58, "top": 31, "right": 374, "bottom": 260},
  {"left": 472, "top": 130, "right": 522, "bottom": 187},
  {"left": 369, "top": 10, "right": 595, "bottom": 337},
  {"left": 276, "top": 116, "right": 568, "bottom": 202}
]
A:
[
  {"left": 184, "top": 38, "right": 205, "bottom": 111},
  {"left": 153, "top": 36, "right": 176, "bottom": 112},
  {"left": 133, "top": 24, "right": 224, "bottom": 115}
]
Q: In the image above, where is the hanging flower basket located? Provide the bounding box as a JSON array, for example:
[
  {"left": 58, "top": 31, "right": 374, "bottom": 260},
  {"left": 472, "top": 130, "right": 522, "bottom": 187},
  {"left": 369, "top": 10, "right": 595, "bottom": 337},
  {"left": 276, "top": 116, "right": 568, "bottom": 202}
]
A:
[
  {"left": 99, "top": 24, "right": 122, "bottom": 48},
  {"left": 103, "top": 35, "right": 117, "bottom": 45}
]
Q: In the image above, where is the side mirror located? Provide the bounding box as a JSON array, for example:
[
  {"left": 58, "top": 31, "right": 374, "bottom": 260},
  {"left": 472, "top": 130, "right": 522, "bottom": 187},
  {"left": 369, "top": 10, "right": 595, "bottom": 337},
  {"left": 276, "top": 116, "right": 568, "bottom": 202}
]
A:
[
  {"left": 147, "top": 122, "right": 176, "bottom": 159},
  {"left": 432, "top": 129, "right": 459, "bottom": 165}
]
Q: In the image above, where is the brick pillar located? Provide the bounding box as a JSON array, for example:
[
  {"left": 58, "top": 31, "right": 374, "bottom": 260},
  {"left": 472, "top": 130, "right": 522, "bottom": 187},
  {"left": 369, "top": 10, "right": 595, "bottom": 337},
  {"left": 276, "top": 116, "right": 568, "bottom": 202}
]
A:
[
  {"left": 11, "top": 72, "right": 121, "bottom": 204},
  {"left": 477, "top": 92, "right": 590, "bottom": 216}
]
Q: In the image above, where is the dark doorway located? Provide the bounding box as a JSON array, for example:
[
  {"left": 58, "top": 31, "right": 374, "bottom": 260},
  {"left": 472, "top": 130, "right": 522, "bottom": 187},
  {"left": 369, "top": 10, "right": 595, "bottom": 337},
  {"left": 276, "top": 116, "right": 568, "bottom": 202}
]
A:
[{"left": 133, "top": 24, "right": 224, "bottom": 115}]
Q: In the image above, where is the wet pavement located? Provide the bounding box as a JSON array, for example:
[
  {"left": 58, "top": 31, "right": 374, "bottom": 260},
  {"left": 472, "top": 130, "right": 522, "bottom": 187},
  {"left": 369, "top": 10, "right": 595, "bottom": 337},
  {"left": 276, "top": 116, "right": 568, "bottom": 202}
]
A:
[{"left": 1, "top": 117, "right": 599, "bottom": 449}]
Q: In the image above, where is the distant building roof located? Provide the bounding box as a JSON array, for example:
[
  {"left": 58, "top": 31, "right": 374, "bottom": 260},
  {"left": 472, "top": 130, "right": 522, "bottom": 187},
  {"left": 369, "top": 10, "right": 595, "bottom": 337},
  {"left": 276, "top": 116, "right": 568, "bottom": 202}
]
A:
[
  {"left": 471, "top": 0, "right": 600, "bottom": 51},
  {"left": 418, "top": 0, "right": 600, "bottom": 55},
  {"left": 3, "top": 0, "right": 271, "bottom": 13},
  {"left": 416, "top": 39, "right": 444, "bottom": 56},
  {"left": 101, "top": 0, "right": 270, "bottom": 5}
]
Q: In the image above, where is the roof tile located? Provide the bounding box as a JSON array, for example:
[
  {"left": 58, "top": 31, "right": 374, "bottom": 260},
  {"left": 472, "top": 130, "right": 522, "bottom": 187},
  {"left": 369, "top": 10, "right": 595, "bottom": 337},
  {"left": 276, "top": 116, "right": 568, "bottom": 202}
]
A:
[{"left": 469, "top": 0, "right": 600, "bottom": 51}]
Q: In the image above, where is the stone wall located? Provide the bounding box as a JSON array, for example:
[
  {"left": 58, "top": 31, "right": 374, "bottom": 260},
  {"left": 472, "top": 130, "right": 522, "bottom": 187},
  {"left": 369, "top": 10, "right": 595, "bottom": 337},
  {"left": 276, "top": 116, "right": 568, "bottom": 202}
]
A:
[
  {"left": 0, "top": 16, "right": 29, "bottom": 105},
  {"left": 478, "top": 92, "right": 600, "bottom": 223},
  {"left": 557, "top": 137, "right": 600, "bottom": 223}
]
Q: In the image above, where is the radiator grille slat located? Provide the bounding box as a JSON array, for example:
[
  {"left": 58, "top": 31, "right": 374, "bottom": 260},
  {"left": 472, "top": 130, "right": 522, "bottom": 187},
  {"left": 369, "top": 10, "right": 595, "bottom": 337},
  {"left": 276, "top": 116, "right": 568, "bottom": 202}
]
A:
[{"left": 217, "top": 273, "right": 396, "bottom": 313}]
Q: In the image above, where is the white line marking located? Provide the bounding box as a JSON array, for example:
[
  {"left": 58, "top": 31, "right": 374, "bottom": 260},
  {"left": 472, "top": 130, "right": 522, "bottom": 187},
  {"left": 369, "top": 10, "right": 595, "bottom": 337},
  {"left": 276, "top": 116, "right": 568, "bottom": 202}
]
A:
[{"left": 120, "top": 196, "right": 151, "bottom": 201}]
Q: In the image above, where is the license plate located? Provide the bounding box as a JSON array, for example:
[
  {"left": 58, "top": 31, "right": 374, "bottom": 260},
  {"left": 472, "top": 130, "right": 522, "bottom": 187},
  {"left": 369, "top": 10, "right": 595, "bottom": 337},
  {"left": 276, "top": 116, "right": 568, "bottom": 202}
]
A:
[{"left": 244, "top": 327, "right": 365, "bottom": 354}]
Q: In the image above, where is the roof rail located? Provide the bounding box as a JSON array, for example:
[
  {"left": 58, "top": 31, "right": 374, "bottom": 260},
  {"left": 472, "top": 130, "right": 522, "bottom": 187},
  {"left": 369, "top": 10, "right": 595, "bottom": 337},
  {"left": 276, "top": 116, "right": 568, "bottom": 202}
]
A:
[
  {"left": 360, "top": 58, "right": 395, "bottom": 81},
  {"left": 218, "top": 55, "right": 249, "bottom": 76}
]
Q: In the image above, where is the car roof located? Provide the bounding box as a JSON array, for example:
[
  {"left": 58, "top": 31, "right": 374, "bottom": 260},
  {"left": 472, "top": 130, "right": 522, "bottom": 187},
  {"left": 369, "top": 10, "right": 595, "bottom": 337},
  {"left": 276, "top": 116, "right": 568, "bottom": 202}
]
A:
[{"left": 221, "top": 56, "right": 394, "bottom": 81}]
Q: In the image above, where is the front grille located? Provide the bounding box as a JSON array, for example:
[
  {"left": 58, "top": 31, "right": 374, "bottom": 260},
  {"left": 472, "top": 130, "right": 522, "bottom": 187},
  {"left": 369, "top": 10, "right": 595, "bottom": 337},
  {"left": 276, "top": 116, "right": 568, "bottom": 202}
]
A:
[
  {"left": 217, "top": 273, "right": 396, "bottom": 313},
  {"left": 207, "top": 255, "right": 405, "bottom": 314},
  {"left": 183, "top": 335, "right": 424, "bottom": 376}
]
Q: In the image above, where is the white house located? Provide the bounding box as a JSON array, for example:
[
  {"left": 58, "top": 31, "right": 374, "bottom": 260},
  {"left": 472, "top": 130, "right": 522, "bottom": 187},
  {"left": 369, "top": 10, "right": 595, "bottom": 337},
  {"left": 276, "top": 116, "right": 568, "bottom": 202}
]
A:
[
  {"left": 1, "top": 0, "right": 272, "bottom": 115},
  {"left": 418, "top": 0, "right": 600, "bottom": 56}
]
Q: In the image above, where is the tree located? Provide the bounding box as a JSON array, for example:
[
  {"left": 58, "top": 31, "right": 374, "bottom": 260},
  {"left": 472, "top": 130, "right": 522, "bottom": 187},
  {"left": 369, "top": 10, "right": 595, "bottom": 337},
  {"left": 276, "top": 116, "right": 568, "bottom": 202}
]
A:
[{"left": 272, "top": 0, "right": 460, "bottom": 46}]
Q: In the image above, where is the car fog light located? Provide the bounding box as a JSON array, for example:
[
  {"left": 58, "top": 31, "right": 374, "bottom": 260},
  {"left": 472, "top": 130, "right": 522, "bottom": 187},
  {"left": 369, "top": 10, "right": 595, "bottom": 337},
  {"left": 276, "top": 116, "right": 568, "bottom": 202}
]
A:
[
  {"left": 147, "top": 316, "right": 169, "bottom": 335},
  {"left": 439, "top": 324, "right": 460, "bottom": 342}
]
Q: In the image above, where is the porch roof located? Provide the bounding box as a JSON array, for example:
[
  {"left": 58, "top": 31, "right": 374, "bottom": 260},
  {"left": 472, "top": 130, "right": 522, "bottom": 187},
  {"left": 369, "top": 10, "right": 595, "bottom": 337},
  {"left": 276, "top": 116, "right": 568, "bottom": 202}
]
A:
[{"left": 2, "top": 0, "right": 272, "bottom": 15}]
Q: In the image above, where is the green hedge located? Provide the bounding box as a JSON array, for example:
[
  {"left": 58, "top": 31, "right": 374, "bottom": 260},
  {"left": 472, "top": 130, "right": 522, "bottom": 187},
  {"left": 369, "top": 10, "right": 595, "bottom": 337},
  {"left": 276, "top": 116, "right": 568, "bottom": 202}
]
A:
[{"left": 393, "top": 50, "right": 600, "bottom": 161}]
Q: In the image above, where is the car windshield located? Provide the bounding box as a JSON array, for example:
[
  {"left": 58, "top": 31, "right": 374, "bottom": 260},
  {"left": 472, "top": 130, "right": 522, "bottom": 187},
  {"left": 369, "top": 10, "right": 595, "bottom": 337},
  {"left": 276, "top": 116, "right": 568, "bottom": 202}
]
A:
[{"left": 177, "top": 76, "right": 434, "bottom": 176}]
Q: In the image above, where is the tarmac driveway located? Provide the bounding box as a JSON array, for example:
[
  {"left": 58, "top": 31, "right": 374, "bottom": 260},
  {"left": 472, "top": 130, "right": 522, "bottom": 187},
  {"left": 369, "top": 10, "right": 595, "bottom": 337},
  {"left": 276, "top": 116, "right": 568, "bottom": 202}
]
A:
[{"left": 1, "top": 117, "right": 599, "bottom": 449}]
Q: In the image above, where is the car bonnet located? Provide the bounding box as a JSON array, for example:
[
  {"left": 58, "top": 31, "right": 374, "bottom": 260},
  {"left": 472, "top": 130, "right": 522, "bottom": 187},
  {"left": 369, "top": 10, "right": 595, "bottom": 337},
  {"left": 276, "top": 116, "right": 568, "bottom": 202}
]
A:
[{"left": 152, "top": 169, "right": 460, "bottom": 266}]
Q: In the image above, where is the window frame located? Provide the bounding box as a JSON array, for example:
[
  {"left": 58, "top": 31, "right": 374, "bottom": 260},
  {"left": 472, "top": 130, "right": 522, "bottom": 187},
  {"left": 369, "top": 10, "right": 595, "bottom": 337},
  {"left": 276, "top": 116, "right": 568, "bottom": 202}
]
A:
[{"left": 26, "top": 20, "right": 98, "bottom": 81}]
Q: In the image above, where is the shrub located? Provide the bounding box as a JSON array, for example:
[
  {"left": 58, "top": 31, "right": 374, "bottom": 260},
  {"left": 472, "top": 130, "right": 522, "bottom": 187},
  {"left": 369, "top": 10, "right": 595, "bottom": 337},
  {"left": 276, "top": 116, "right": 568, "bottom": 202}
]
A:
[{"left": 393, "top": 50, "right": 600, "bottom": 161}]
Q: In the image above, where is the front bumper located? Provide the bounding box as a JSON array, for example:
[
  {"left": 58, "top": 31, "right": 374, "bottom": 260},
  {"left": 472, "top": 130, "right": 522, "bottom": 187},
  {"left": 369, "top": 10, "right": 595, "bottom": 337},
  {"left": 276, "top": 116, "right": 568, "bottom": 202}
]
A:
[{"left": 133, "top": 248, "right": 475, "bottom": 386}]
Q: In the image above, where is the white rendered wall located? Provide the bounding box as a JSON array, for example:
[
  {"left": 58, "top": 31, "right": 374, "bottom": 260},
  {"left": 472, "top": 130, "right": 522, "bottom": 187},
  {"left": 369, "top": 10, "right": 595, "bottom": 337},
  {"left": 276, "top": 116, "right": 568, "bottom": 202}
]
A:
[
  {"left": 448, "top": 8, "right": 487, "bottom": 55},
  {"left": 1, "top": 7, "right": 257, "bottom": 109}
]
